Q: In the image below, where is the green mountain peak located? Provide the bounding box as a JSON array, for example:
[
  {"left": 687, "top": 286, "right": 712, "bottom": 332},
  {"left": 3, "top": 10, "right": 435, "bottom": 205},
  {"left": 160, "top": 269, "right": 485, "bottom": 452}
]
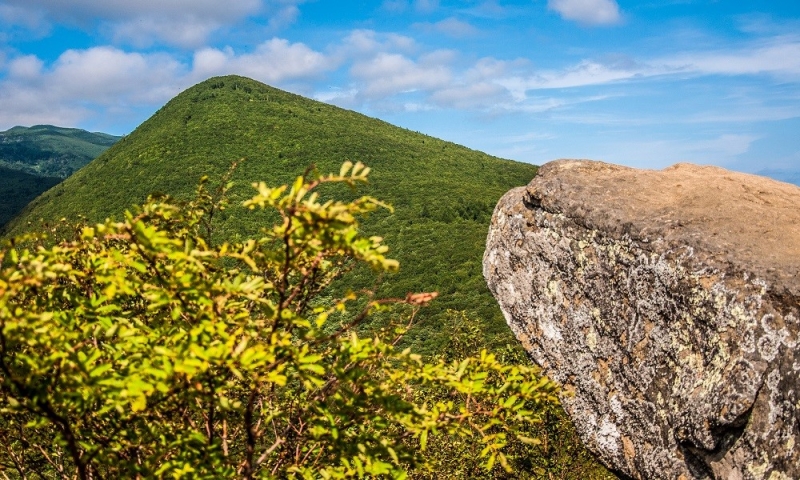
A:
[{"left": 7, "top": 74, "right": 539, "bottom": 350}]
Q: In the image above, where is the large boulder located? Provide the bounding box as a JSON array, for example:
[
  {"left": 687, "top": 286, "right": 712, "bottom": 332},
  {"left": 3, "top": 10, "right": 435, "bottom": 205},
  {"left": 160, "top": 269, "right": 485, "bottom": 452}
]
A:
[{"left": 483, "top": 160, "right": 800, "bottom": 479}]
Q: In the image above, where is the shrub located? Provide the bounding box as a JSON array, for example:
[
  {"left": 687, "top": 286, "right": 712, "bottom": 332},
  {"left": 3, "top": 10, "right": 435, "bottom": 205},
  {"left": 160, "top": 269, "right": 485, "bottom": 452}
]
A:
[{"left": 0, "top": 162, "right": 559, "bottom": 478}]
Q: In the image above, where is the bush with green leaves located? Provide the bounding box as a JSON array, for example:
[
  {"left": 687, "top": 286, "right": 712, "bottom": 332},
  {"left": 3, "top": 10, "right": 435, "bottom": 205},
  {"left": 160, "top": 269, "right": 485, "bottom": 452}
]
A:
[{"left": 0, "top": 162, "right": 561, "bottom": 479}]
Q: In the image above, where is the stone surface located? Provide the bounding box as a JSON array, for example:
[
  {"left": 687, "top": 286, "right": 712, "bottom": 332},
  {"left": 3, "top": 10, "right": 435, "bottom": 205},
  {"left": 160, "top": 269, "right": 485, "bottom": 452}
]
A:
[{"left": 483, "top": 160, "right": 800, "bottom": 480}]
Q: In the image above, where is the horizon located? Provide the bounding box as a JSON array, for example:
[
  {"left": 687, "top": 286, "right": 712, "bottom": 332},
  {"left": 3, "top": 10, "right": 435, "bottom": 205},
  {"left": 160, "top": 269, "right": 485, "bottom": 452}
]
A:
[{"left": 1, "top": 1, "right": 799, "bottom": 182}]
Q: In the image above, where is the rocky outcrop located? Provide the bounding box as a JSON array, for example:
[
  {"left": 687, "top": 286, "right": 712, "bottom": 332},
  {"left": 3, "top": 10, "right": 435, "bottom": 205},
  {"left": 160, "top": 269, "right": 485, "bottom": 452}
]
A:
[{"left": 483, "top": 160, "right": 800, "bottom": 479}]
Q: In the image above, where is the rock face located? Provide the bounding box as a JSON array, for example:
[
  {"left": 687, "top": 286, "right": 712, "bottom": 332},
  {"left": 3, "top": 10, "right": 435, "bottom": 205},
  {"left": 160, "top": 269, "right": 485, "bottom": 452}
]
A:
[{"left": 483, "top": 160, "right": 800, "bottom": 480}]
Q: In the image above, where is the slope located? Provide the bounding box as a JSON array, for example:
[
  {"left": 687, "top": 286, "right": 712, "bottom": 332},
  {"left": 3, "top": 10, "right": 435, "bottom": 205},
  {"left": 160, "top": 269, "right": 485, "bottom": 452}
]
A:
[
  {"left": 7, "top": 75, "right": 535, "bottom": 350},
  {"left": 0, "top": 125, "right": 120, "bottom": 178},
  {"left": 0, "top": 166, "right": 61, "bottom": 228}
]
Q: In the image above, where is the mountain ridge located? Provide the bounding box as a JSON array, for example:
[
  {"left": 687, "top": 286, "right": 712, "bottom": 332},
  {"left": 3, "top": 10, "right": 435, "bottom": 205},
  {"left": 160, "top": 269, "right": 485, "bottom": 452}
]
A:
[
  {"left": 0, "top": 124, "right": 120, "bottom": 178},
  {"left": 0, "top": 124, "right": 120, "bottom": 228}
]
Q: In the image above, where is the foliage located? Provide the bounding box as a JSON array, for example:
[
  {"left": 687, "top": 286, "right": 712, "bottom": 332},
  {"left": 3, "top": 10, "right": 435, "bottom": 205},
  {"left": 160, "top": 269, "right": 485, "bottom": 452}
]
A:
[
  {"left": 416, "top": 311, "right": 616, "bottom": 479},
  {"left": 0, "top": 163, "right": 567, "bottom": 479}
]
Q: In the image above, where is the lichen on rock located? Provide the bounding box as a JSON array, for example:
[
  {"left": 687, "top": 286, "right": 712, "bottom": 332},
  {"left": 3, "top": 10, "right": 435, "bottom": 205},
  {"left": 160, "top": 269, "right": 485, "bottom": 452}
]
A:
[{"left": 483, "top": 160, "right": 800, "bottom": 479}]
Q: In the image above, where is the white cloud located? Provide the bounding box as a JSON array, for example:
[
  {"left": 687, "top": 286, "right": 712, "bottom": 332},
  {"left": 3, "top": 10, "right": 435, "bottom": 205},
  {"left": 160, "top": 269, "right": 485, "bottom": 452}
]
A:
[
  {"left": 265, "top": 3, "right": 300, "bottom": 31},
  {"left": 8, "top": 55, "right": 44, "bottom": 80},
  {"left": 547, "top": 0, "right": 621, "bottom": 26},
  {"left": 0, "top": 38, "right": 333, "bottom": 130},
  {"left": 663, "top": 41, "right": 800, "bottom": 78},
  {"left": 0, "top": 47, "right": 186, "bottom": 128},
  {"left": 191, "top": 38, "right": 336, "bottom": 84},
  {"left": 427, "top": 57, "right": 527, "bottom": 109},
  {"left": 109, "top": 15, "right": 222, "bottom": 48},
  {"left": 430, "top": 82, "right": 509, "bottom": 109},
  {"left": 335, "top": 30, "right": 417, "bottom": 63},
  {"left": 495, "top": 38, "right": 800, "bottom": 100},
  {"left": 351, "top": 52, "right": 451, "bottom": 97},
  {"left": 314, "top": 87, "right": 359, "bottom": 106},
  {"left": 501, "top": 60, "right": 647, "bottom": 93},
  {"left": 0, "top": 0, "right": 303, "bottom": 48},
  {"left": 2, "top": 0, "right": 262, "bottom": 22},
  {"left": 48, "top": 47, "right": 185, "bottom": 104},
  {"left": 0, "top": 3, "right": 48, "bottom": 31}
]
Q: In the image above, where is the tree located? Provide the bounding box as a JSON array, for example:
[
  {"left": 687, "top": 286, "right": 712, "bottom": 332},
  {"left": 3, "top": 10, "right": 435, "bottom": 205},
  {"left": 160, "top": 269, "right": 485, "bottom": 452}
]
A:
[{"left": 0, "top": 162, "right": 559, "bottom": 478}]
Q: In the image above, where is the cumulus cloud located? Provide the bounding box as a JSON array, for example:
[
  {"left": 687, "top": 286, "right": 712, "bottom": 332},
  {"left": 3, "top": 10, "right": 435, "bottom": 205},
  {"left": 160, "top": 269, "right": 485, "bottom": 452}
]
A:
[
  {"left": 109, "top": 15, "right": 223, "bottom": 48},
  {"left": 0, "top": 0, "right": 302, "bottom": 48},
  {"left": 426, "top": 57, "right": 527, "bottom": 109},
  {"left": 547, "top": 0, "right": 621, "bottom": 26},
  {"left": 192, "top": 38, "right": 336, "bottom": 84},
  {"left": 351, "top": 52, "right": 451, "bottom": 97},
  {"left": 3, "top": 0, "right": 262, "bottom": 20},
  {"left": 4, "top": 23, "right": 799, "bottom": 132},
  {"left": 0, "top": 3, "right": 48, "bottom": 31},
  {"left": 0, "top": 38, "right": 333, "bottom": 130},
  {"left": 48, "top": 47, "right": 186, "bottom": 103},
  {"left": 337, "top": 30, "right": 417, "bottom": 59},
  {"left": 0, "top": 47, "right": 186, "bottom": 128},
  {"left": 7, "top": 55, "right": 45, "bottom": 80}
]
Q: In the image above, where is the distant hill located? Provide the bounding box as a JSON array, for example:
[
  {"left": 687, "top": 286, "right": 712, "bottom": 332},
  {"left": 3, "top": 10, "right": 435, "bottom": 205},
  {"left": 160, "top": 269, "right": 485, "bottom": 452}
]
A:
[
  {"left": 0, "top": 166, "right": 61, "bottom": 228},
  {"left": 6, "top": 76, "right": 538, "bottom": 352},
  {"left": 0, "top": 124, "right": 120, "bottom": 178},
  {"left": 0, "top": 125, "right": 120, "bottom": 229}
]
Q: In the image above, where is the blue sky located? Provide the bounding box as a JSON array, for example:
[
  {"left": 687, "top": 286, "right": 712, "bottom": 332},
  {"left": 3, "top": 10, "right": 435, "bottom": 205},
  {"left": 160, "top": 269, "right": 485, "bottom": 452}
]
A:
[{"left": 1, "top": 1, "right": 799, "bottom": 181}]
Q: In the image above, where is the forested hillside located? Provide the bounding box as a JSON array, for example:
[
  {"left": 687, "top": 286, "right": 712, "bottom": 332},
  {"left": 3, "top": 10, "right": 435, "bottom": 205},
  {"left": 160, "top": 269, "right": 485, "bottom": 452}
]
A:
[
  {"left": 7, "top": 76, "right": 536, "bottom": 353},
  {"left": 0, "top": 124, "right": 119, "bottom": 178}
]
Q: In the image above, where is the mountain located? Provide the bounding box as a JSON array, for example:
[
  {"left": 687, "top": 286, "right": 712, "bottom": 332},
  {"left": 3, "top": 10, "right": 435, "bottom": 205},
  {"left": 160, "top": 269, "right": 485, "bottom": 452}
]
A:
[
  {"left": 6, "top": 75, "right": 541, "bottom": 350},
  {"left": 0, "top": 124, "right": 120, "bottom": 178},
  {"left": 0, "top": 166, "right": 61, "bottom": 228},
  {"left": 0, "top": 125, "right": 120, "bottom": 229}
]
